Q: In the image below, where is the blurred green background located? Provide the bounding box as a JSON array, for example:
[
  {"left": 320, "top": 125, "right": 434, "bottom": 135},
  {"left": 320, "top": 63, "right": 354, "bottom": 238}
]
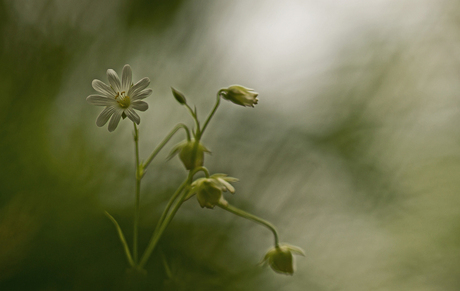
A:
[{"left": 1, "top": 0, "right": 460, "bottom": 290}]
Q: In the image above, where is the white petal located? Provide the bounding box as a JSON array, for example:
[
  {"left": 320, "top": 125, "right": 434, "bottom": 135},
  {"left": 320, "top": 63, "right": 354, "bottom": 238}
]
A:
[
  {"left": 121, "top": 65, "right": 132, "bottom": 91},
  {"left": 107, "top": 69, "right": 121, "bottom": 93},
  {"left": 128, "top": 77, "right": 150, "bottom": 96},
  {"left": 87, "top": 95, "right": 116, "bottom": 106},
  {"left": 131, "top": 89, "right": 152, "bottom": 101},
  {"left": 96, "top": 106, "right": 116, "bottom": 127},
  {"left": 92, "top": 80, "right": 115, "bottom": 97},
  {"left": 218, "top": 178, "right": 235, "bottom": 193},
  {"left": 131, "top": 101, "right": 148, "bottom": 111},
  {"left": 125, "top": 108, "right": 140, "bottom": 124},
  {"left": 108, "top": 109, "right": 123, "bottom": 132},
  {"left": 285, "top": 244, "right": 306, "bottom": 256}
]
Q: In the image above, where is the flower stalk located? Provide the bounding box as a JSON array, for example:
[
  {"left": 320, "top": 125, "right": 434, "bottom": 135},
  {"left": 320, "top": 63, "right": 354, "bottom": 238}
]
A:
[
  {"left": 133, "top": 123, "right": 141, "bottom": 264},
  {"left": 217, "top": 202, "right": 279, "bottom": 247},
  {"left": 138, "top": 166, "right": 209, "bottom": 268},
  {"left": 144, "top": 123, "right": 191, "bottom": 169},
  {"left": 200, "top": 90, "right": 223, "bottom": 138}
]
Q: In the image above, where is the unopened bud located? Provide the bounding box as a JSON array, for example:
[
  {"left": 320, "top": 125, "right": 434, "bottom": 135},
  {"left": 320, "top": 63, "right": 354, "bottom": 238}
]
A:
[
  {"left": 167, "top": 139, "right": 210, "bottom": 170},
  {"left": 221, "top": 85, "right": 258, "bottom": 107},
  {"left": 261, "top": 244, "right": 305, "bottom": 275},
  {"left": 171, "top": 87, "right": 187, "bottom": 105}
]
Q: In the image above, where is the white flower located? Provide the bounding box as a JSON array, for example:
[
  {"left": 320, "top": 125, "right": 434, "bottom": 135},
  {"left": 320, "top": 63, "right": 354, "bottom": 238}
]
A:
[{"left": 87, "top": 64, "right": 152, "bottom": 132}]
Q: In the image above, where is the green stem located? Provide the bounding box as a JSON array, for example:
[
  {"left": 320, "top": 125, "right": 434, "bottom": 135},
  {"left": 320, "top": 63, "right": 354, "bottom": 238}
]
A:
[
  {"left": 104, "top": 211, "right": 135, "bottom": 267},
  {"left": 139, "top": 174, "right": 192, "bottom": 269},
  {"left": 133, "top": 123, "right": 141, "bottom": 264},
  {"left": 157, "top": 180, "right": 187, "bottom": 229},
  {"left": 185, "top": 104, "right": 200, "bottom": 136},
  {"left": 190, "top": 166, "right": 210, "bottom": 178},
  {"left": 144, "top": 123, "right": 191, "bottom": 169},
  {"left": 217, "top": 203, "right": 280, "bottom": 247},
  {"left": 138, "top": 166, "right": 210, "bottom": 268},
  {"left": 199, "top": 90, "right": 223, "bottom": 139}
]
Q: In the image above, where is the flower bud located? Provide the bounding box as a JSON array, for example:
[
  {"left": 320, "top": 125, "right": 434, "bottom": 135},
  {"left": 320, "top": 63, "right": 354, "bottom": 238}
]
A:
[
  {"left": 220, "top": 85, "right": 258, "bottom": 107},
  {"left": 167, "top": 139, "right": 210, "bottom": 170},
  {"left": 261, "top": 244, "right": 305, "bottom": 275},
  {"left": 196, "top": 179, "right": 225, "bottom": 209},
  {"left": 171, "top": 87, "right": 187, "bottom": 105},
  {"left": 188, "top": 174, "right": 238, "bottom": 209}
]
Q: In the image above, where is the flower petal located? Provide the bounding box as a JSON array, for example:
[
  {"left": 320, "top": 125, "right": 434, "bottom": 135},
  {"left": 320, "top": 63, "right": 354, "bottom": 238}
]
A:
[
  {"left": 87, "top": 95, "right": 116, "bottom": 106},
  {"left": 96, "top": 106, "right": 116, "bottom": 127},
  {"left": 92, "top": 79, "right": 115, "bottom": 97},
  {"left": 121, "top": 64, "right": 132, "bottom": 91},
  {"left": 131, "top": 89, "right": 152, "bottom": 101},
  {"left": 131, "top": 101, "right": 149, "bottom": 111},
  {"left": 218, "top": 178, "right": 235, "bottom": 193},
  {"left": 107, "top": 69, "right": 122, "bottom": 93},
  {"left": 108, "top": 109, "right": 123, "bottom": 132},
  {"left": 128, "top": 77, "right": 150, "bottom": 96},
  {"left": 285, "top": 245, "right": 305, "bottom": 256},
  {"left": 125, "top": 108, "right": 140, "bottom": 125}
]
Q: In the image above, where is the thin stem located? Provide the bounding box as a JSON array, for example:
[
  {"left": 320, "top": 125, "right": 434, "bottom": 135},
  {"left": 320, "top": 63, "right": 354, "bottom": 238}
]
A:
[
  {"left": 104, "top": 211, "right": 135, "bottom": 267},
  {"left": 139, "top": 172, "right": 194, "bottom": 268},
  {"left": 185, "top": 104, "right": 200, "bottom": 136},
  {"left": 144, "top": 123, "right": 191, "bottom": 169},
  {"left": 138, "top": 187, "right": 188, "bottom": 269},
  {"left": 200, "top": 90, "right": 223, "bottom": 139},
  {"left": 151, "top": 167, "right": 207, "bottom": 235},
  {"left": 190, "top": 166, "right": 210, "bottom": 178},
  {"left": 134, "top": 178, "right": 141, "bottom": 264},
  {"left": 154, "top": 167, "right": 208, "bottom": 224},
  {"left": 133, "top": 123, "right": 141, "bottom": 264},
  {"left": 217, "top": 203, "right": 280, "bottom": 247},
  {"left": 157, "top": 180, "right": 187, "bottom": 229},
  {"left": 138, "top": 139, "right": 207, "bottom": 268}
]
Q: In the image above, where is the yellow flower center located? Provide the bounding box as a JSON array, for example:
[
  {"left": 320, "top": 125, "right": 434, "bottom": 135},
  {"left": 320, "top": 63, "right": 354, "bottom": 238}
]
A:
[{"left": 115, "top": 91, "right": 131, "bottom": 108}]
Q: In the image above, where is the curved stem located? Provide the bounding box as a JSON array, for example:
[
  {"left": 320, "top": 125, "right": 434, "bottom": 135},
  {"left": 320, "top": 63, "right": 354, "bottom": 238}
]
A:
[
  {"left": 217, "top": 203, "right": 280, "bottom": 247},
  {"left": 199, "top": 90, "right": 223, "bottom": 139},
  {"left": 144, "top": 123, "right": 191, "bottom": 169},
  {"left": 190, "top": 166, "right": 210, "bottom": 179},
  {"left": 133, "top": 123, "right": 141, "bottom": 264}
]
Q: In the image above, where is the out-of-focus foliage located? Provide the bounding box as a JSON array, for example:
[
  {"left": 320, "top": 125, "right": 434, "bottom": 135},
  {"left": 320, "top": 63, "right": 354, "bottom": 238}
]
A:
[{"left": 1, "top": 0, "right": 460, "bottom": 290}]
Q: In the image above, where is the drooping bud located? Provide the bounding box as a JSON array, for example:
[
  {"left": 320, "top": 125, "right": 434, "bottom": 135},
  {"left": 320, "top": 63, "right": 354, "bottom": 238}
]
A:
[
  {"left": 171, "top": 87, "right": 187, "bottom": 105},
  {"left": 220, "top": 85, "right": 258, "bottom": 107},
  {"left": 261, "top": 244, "right": 305, "bottom": 275},
  {"left": 167, "top": 139, "right": 210, "bottom": 170},
  {"left": 187, "top": 174, "right": 238, "bottom": 209}
]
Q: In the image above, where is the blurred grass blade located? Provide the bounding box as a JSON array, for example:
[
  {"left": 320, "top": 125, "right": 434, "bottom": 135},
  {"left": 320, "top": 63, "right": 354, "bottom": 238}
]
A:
[
  {"left": 160, "top": 248, "right": 173, "bottom": 279},
  {"left": 104, "top": 211, "right": 135, "bottom": 267}
]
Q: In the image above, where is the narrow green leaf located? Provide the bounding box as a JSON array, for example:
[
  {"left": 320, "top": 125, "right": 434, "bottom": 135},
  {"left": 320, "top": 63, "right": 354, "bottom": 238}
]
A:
[{"left": 104, "top": 211, "right": 135, "bottom": 267}]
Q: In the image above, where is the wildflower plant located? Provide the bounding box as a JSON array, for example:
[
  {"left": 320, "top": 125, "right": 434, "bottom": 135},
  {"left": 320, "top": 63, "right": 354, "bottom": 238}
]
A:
[{"left": 87, "top": 64, "right": 303, "bottom": 275}]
